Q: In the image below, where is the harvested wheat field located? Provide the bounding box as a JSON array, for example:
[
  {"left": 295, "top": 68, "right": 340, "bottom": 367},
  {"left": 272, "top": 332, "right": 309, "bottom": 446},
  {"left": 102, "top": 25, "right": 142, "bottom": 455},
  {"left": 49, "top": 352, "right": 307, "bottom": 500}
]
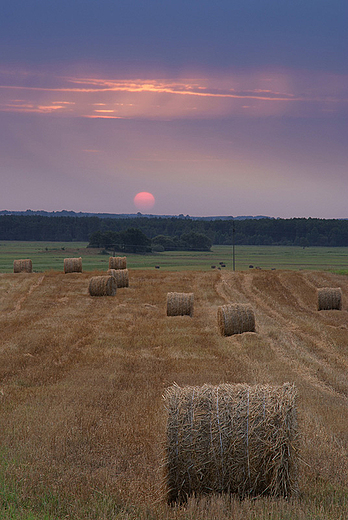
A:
[{"left": 0, "top": 269, "right": 347, "bottom": 520}]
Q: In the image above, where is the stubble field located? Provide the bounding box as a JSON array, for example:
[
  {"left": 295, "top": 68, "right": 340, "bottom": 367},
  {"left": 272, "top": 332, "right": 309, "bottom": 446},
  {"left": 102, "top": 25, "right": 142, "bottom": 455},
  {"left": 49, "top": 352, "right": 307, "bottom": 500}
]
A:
[{"left": 0, "top": 267, "right": 348, "bottom": 519}]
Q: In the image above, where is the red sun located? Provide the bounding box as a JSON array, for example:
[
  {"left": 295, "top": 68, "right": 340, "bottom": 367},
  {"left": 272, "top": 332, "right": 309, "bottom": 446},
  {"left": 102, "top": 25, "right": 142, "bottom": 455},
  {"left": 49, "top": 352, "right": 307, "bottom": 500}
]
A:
[{"left": 133, "top": 191, "right": 155, "bottom": 211}]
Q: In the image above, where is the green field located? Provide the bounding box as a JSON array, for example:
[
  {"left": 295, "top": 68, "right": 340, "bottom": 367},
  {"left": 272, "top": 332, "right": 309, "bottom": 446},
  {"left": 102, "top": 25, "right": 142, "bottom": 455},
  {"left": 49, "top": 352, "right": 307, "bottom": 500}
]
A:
[{"left": 0, "top": 241, "right": 347, "bottom": 273}]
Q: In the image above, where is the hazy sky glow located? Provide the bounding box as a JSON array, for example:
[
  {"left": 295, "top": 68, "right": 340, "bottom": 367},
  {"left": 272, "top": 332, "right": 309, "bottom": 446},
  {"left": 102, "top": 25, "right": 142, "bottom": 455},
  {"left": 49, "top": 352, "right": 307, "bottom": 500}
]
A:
[{"left": 1, "top": 1, "right": 347, "bottom": 217}]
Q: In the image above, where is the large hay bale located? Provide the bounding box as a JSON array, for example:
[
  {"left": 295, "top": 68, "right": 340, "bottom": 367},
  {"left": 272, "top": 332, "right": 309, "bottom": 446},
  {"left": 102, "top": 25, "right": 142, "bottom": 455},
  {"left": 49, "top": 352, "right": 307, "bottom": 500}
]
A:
[
  {"left": 13, "top": 259, "right": 33, "bottom": 273},
  {"left": 88, "top": 276, "right": 116, "bottom": 296},
  {"left": 217, "top": 303, "right": 255, "bottom": 336},
  {"left": 64, "top": 257, "right": 82, "bottom": 273},
  {"left": 317, "top": 287, "right": 342, "bottom": 310},
  {"left": 108, "top": 268, "right": 129, "bottom": 288},
  {"left": 167, "top": 292, "right": 194, "bottom": 317},
  {"left": 109, "top": 256, "right": 127, "bottom": 270},
  {"left": 164, "top": 383, "right": 298, "bottom": 504}
]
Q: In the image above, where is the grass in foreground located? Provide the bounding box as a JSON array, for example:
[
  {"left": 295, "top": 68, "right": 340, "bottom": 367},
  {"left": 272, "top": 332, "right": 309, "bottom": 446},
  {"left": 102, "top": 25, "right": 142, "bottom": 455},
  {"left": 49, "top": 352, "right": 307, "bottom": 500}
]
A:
[{"left": 0, "top": 241, "right": 347, "bottom": 272}]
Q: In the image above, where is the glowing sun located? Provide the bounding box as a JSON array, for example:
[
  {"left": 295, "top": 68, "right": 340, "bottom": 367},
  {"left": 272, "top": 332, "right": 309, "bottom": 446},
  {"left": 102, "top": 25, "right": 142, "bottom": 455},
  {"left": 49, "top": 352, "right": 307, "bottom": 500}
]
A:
[{"left": 133, "top": 191, "right": 155, "bottom": 211}]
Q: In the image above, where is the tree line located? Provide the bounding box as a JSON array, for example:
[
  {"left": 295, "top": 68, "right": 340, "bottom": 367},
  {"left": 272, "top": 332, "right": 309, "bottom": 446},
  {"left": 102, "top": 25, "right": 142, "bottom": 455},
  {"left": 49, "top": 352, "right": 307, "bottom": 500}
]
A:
[
  {"left": 88, "top": 228, "right": 212, "bottom": 252},
  {"left": 0, "top": 215, "right": 347, "bottom": 248}
]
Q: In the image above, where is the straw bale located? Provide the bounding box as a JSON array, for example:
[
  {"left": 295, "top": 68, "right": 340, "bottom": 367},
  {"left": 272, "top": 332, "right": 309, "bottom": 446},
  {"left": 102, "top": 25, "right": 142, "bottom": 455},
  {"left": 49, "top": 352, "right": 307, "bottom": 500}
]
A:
[
  {"left": 109, "top": 256, "right": 127, "bottom": 270},
  {"left": 164, "top": 383, "right": 298, "bottom": 504},
  {"left": 108, "top": 268, "right": 129, "bottom": 288},
  {"left": 317, "top": 287, "right": 342, "bottom": 310},
  {"left": 88, "top": 276, "right": 116, "bottom": 296},
  {"left": 167, "top": 292, "right": 194, "bottom": 317},
  {"left": 13, "top": 259, "right": 33, "bottom": 273},
  {"left": 218, "top": 303, "right": 255, "bottom": 336},
  {"left": 64, "top": 257, "right": 82, "bottom": 273}
]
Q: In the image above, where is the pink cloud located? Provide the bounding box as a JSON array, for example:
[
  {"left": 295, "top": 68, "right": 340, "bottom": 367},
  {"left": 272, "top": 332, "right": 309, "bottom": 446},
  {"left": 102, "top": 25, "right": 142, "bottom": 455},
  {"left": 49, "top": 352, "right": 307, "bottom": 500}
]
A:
[{"left": 0, "top": 68, "right": 347, "bottom": 120}]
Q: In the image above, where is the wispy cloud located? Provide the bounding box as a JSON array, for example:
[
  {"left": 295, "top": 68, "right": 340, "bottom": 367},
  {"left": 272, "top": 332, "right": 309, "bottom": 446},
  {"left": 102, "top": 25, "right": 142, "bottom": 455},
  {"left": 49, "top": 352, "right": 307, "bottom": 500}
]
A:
[
  {"left": 65, "top": 76, "right": 300, "bottom": 101},
  {"left": 0, "top": 102, "right": 67, "bottom": 113},
  {"left": 84, "top": 115, "right": 125, "bottom": 119},
  {"left": 0, "top": 69, "right": 347, "bottom": 119}
]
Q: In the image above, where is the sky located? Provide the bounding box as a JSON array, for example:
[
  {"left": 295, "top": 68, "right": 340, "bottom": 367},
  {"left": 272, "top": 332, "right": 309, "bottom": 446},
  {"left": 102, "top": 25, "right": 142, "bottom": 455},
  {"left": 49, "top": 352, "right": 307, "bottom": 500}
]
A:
[{"left": 1, "top": 0, "right": 347, "bottom": 218}]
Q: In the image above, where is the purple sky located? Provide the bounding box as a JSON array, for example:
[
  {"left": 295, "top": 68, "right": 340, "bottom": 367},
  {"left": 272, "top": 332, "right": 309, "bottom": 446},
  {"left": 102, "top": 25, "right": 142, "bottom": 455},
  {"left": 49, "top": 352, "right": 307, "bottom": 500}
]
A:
[{"left": 1, "top": 1, "right": 347, "bottom": 217}]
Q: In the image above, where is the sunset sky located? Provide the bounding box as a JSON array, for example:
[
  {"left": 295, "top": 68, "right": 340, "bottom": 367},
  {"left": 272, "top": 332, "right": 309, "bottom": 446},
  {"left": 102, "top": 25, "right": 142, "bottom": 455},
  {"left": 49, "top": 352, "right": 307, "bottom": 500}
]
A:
[{"left": 1, "top": 0, "right": 347, "bottom": 218}]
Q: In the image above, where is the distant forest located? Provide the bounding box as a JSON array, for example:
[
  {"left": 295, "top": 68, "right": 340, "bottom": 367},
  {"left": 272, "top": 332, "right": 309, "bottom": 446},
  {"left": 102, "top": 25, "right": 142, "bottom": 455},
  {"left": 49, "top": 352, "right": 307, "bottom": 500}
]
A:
[{"left": 0, "top": 215, "right": 347, "bottom": 248}]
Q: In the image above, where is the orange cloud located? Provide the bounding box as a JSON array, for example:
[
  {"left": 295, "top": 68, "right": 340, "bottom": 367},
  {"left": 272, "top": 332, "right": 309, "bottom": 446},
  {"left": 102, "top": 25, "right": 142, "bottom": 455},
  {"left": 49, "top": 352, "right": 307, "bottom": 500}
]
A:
[
  {"left": 84, "top": 114, "right": 124, "bottom": 119},
  {"left": 0, "top": 69, "right": 347, "bottom": 119}
]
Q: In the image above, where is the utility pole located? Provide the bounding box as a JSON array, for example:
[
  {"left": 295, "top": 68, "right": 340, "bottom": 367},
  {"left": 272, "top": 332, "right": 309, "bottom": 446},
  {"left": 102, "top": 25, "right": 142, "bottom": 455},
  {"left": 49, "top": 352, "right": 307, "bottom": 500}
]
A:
[{"left": 232, "top": 219, "right": 236, "bottom": 271}]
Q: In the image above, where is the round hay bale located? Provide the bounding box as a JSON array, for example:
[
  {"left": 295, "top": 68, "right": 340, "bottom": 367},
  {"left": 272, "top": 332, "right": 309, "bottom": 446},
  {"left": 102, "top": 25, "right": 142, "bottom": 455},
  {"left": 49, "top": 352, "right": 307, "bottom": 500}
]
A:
[
  {"left": 166, "top": 292, "right": 194, "bottom": 317},
  {"left": 164, "top": 382, "right": 298, "bottom": 504},
  {"left": 108, "top": 268, "right": 129, "bottom": 288},
  {"left": 13, "top": 259, "right": 33, "bottom": 273},
  {"left": 88, "top": 276, "right": 116, "bottom": 296},
  {"left": 217, "top": 303, "right": 255, "bottom": 336},
  {"left": 109, "top": 256, "right": 127, "bottom": 270},
  {"left": 317, "top": 287, "right": 342, "bottom": 310},
  {"left": 64, "top": 257, "right": 82, "bottom": 273}
]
